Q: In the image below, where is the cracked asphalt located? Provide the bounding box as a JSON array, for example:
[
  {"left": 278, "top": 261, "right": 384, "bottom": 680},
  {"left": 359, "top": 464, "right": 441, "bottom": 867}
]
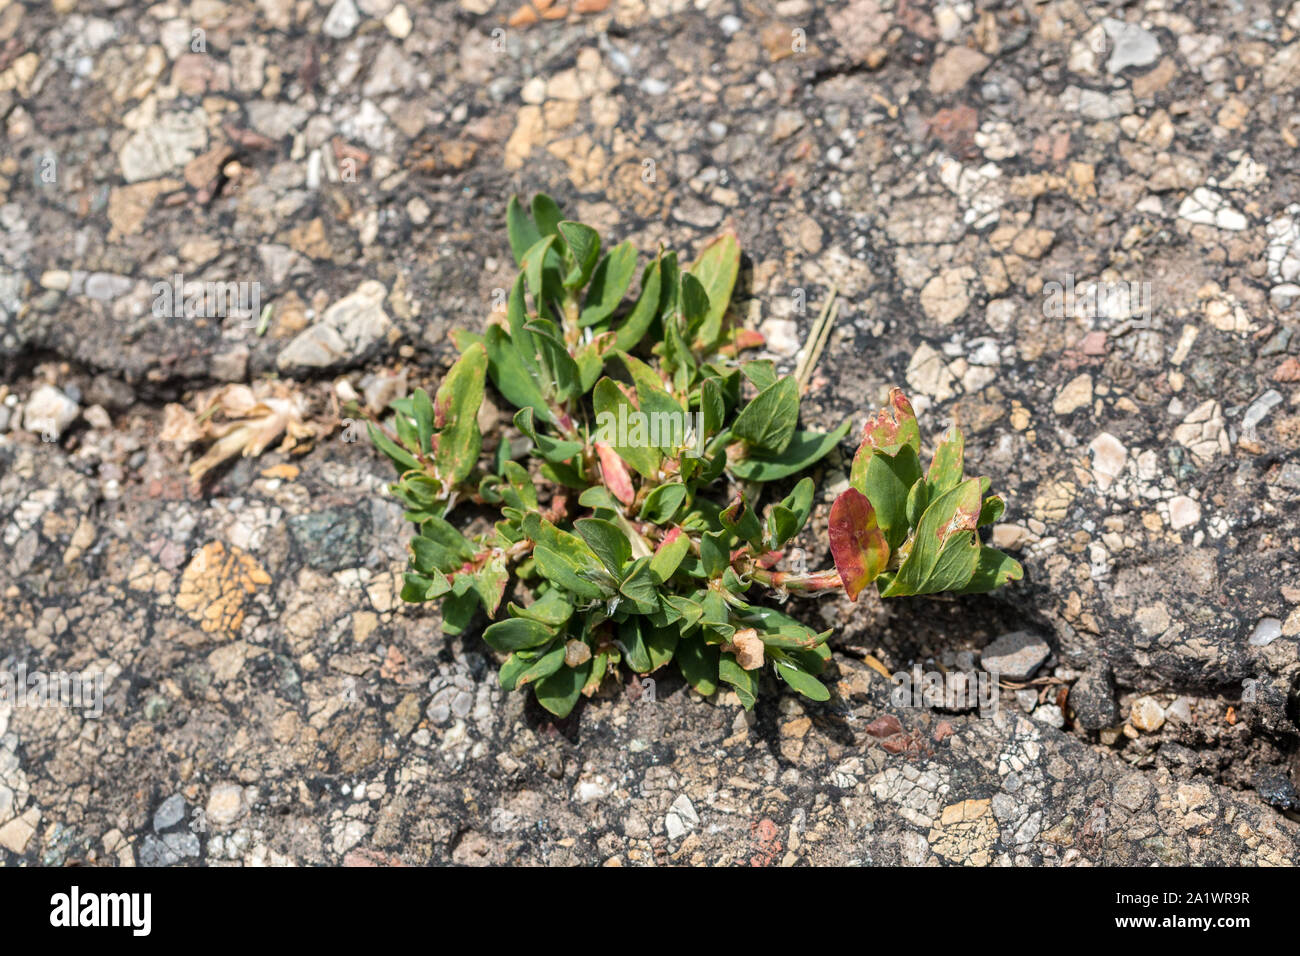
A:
[{"left": 1, "top": 0, "right": 1300, "bottom": 865}]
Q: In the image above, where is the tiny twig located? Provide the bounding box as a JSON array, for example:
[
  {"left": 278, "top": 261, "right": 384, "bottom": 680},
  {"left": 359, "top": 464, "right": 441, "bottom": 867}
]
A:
[{"left": 795, "top": 284, "right": 838, "bottom": 395}]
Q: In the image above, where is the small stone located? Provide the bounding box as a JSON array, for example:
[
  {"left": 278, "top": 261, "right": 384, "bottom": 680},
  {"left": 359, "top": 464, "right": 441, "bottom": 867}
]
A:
[
  {"left": 1069, "top": 664, "right": 1120, "bottom": 730},
  {"left": 1167, "top": 495, "right": 1201, "bottom": 530},
  {"left": 383, "top": 3, "right": 412, "bottom": 38},
  {"left": 1102, "top": 19, "right": 1161, "bottom": 74},
  {"left": 1130, "top": 696, "right": 1166, "bottom": 733},
  {"left": 83, "top": 405, "right": 112, "bottom": 430},
  {"left": 759, "top": 318, "right": 800, "bottom": 357},
  {"left": 40, "top": 270, "right": 71, "bottom": 291},
  {"left": 206, "top": 782, "right": 248, "bottom": 827},
  {"left": 288, "top": 508, "right": 370, "bottom": 572},
  {"left": 1178, "top": 187, "right": 1248, "bottom": 231},
  {"left": 1088, "top": 432, "right": 1127, "bottom": 492},
  {"left": 1249, "top": 617, "right": 1282, "bottom": 647},
  {"left": 929, "top": 46, "right": 991, "bottom": 96},
  {"left": 0, "top": 808, "right": 39, "bottom": 854},
  {"left": 920, "top": 267, "right": 974, "bottom": 324},
  {"left": 1166, "top": 696, "right": 1193, "bottom": 723},
  {"left": 1032, "top": 703, "right": 1065, "bottom": 728},
  {"left": 979, "top": 630, "right": 1051, "bottom": 681},
  {"left": 323, "top": 0, "right": 361, "bottom": 38},
  {"left": 153, "top": 793, "right": 186, "bottom": 831},
  {"left": 277, "top": 280, "right": 393, "bottom": 372},
  {"left": 138, "top": 831, "right": 201, "bottom": 866},
  {"left": 1053, "top": 373, "right": 1092, "bottom": 415},
  {"left": 664, "top": 794, "right": 698, "bottom": 840},
  {"left": 22, "top": 384, "right": 79, "bottom": 438}
]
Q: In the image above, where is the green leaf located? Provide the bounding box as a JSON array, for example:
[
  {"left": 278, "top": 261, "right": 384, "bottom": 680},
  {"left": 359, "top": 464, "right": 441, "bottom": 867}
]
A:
[
  {"left": 401, "top": 569, "right": 451, "bottom": 603},
  {"left": 644, "top": 622, "right": 679, "bottom": 671},
  {"left": 558, "top": 220, "right": 601, "bottom": 289},
  {"left": 514, "top": 407, "right": 582, "bottom": 464},
  {"left": 679, "top": 271, "right": 710, "bottom": 334},
  {"left": 592, "top": 377, "right": 660, "bottom": 478},
  {"left": 574, "top": 331, "right": 616, "bottom": 394},
  {"left": 367, "top": 422, "right": 422, "bottom": 474},
  {"left": 640, "top": 483, "right": 687, "bottom": 524},
  {"left": 767, "top": 477, "right": 815, "bottom": 549},
  {"left": 720, "top": 494, "right": 763, "bottom": 547},
  {"left": 413, "top": 514, "right": 476, "bottom": 566},
  {"left": 676, "top": 635, "right": 719, "bottom": 695},
  {"left": 957, "top": 546, "right": 1024, "bottom": 593},
  {"left": 508, "top": 589, "right": 574, "bottom": 627},
  {"left": 730, "top": 421, "right": 850, "bottom": 482},
  {"left": 483, "top": 618, "right": 556, "bottom": 652},
  {"left": 662, "top": 594, "right": 704, "bottom": 631},
  {"left": 528, "top": 323, "right": 582, "bottom": 401},
  {"left": 485, "top": 324, "right": 550, "bottom": 424},
  {"left": 741, "top": 360, "right": 778, "bottom": 393},
  {"left": 927, "top": 427, "right": 966, "bottom": 494},
  {"left": 578, "top": 485, "right": 621, "bottom": 514},
  {"left": 699, "top": 529, "right": 729, "bottom": 578},
  {"left": 617, "top": 617, "right": 651, "bottom": 672},
  {"left": 433, "top": 342, "right": 487, "bottom": 487},
  {"left": 650, "top": 526, "right": 690, "bottom": 583},
  {"left": 451, "top": 329, "right": 485, "bottom": 353},
  {"left": 472, "top": 553, "right": 509, "bottom": 615},
  {"left": 575, "top": 517, "right": 632, "bottom": 575},
  {"left": 858, "top": 445, "right": 923, "bottom": 550},
  {"left": 618, "top": 557, "right": 660, "bottom": 615},
  {"left": 501, "top": 643, "right": 565, "bottom": 690},
  {"left": 614, "top": 258, "right": 662, "bottom": 352},
  {"left": 440, "top": 589, "right": 479, "bottom": 636},
  {"left": 521, "top": 234, "right": 558, "bottom": 301},
  {"left": 534, "top": 545, "right": 607, "bottom": 602},
  {"left": 881, "top": 478, "right": 983, "bottom": 597},
  {"left": 978, "top": 494, "right": 1005, "bottom": 526},
  {"left": 858, "top": 387, "right": 922, "bottom": 457},
  {"left": 688, "top": 231, "right": 740, "bottom": 351},
  {"left": 531, "top": 193, "right": 564, "bottom": 237},
  {"left": 535, "top": 659, "right": 591, "bottom": 718},
  {"left": 732, "top": 376, "right": 799, "bottom": 455},
  {"left": 775, "top": 660, "right": 830, "bottom": 701},
  {"left": 699, "top": 376, "right": 725, "bottom": 439},
  {"left": 924, "top": 530, "right": 982, "bottom": 593},
  {"left": 905, "top": 476, "right": 930, "bottom": 527},
  {"left": 581, "top": 241, "right": 638, "bottom": 326},
  {"left": 506, "top": 195, "right": 543, "bottom": 265},
  {"left": 412, "top": 387, "right": 435, "bottom": 454},
  {"left": 719, "top": 652, "right": 758, "bottom": 710},
  {"left": 501, "top": 460, "right": 538, "bottom": 511}
]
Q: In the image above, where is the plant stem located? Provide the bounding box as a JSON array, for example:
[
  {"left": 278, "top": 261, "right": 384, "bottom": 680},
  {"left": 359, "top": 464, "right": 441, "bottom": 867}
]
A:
[{"left": 747, "top": 565, "right": 845, "bottom": 594}]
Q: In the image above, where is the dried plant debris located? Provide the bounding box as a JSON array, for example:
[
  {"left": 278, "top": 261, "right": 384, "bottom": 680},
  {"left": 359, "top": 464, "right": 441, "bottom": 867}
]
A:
[{"left": 161, "top": 382, "right": 317, "bottom": 489}]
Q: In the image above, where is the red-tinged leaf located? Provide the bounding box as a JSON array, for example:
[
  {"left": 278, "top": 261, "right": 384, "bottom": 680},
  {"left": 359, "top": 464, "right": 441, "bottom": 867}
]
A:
[
  {"left": 596, "top": 441, "right": 635, "bottom": 506},
  {"left": 656, "top": 525, "right": 682, "bottom": 553},
  {"left": 865, "top": 714, "right": 904, "bottom": 738},
  {"left": 859, "top": 387, "right": 920, "bottom": 457},
  {"left": 828, "top": 488, "right": 890, "bottom": 601}
]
